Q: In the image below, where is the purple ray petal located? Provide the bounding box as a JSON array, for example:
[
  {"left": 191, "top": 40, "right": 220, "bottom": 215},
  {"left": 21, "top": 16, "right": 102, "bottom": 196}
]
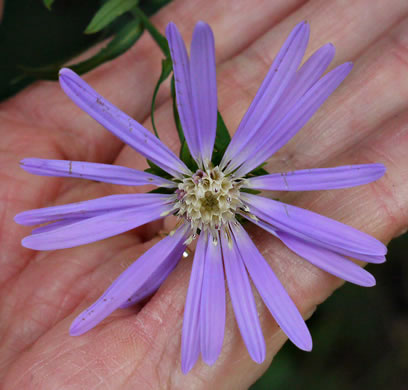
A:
[
  {"left": 20, "top": 158, "right": 175, "bottom": 187},
  {"left": 189, "top": 21, "right": 217, "bottom": 166},
  {"left": 21, "top": 201, "right": 173, "bottom": 250},
  {"left": 181, "top": 233, "right": 207, "bottom": 374},
  {"left": 166, "top": 23, "right": 200, "bottom": 164},
  {"left": 246, "top": 215, "right": 386, "bottom": 265},
  {"left": 70, "top": 226, "right": 189, "bottom": 336},
  {"left": 245, "top": 164, "right": 386, "bottom": 191},
  {"left": 120, "top": 235, "right": 187, "bottom": 309},
  {"left": 59, "top": 68, "right": 189, "bottom": 178},
  {"left": 268, "top": 43, "right": 335, "bottom": 126},
  {"left": 228, "top": 44, "right": 335, "bottom": 175},
  {"left": 277, "top": 231, "right": 375, "bottom": 287},
  {"left": 231, "top": 222, "right": 312, "bottom": 351},
  {"left": 233, "top": 62, "right": 353, "bottom": 177},
  {"left": 221, "top": 228, "right": 266, "bottom": 363},
  {"left": 221, "top": 21, "right": 310, "bottom": 172},
  {"left": 15, "top": 193, "right": 172, "bottom": 226},
  {"left": 242, "top": 193, "right": 387, "bottom": 256},
  {"left": 200, "top": 233, "right": 226, "bottom": 365}
]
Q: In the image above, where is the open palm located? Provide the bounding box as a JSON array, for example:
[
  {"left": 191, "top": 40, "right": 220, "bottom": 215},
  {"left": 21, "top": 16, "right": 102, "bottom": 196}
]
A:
[{"left": 2, "top": 0, "right": 408, "bottom": 388}]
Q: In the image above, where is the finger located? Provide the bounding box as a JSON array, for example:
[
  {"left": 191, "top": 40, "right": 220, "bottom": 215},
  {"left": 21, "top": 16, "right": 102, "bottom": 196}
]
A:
[{"left": 0, "top": 121, "right": 74, "bottom": 286}]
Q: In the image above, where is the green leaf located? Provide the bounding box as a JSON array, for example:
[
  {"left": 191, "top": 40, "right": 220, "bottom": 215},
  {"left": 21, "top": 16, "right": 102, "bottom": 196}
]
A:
[
  {"left": 246, "top": 163, "right": 269, "bottom": 177},
  {"left": 180, "top": 141, "right": 199, "bottom": 172},
  {"left": 145, "top": 160, "right": 173, "bottom": 180},
  {"left": 211, "top": 112, "right": 231, "bottom": 166},
  {"left": 235, "top": 214, "right": 248, "bottom": 225},
  {"left": 85, "top": 0, "right": 139, "bottom": 34},
  {"left": 20, "top": 19, "right": 144, "bottom": 80},
  {"left": 240, "top": 188, "right": 261, "bottom": 195},
  {"left": 171, "top": 76, "right": 185, "bottom": 144},
  {"left": 43, "top": 0, "right": 55, "bottom": 10},
  {"left": 151, "top": 57, "right": 173, "bottom": 138},
  {"left": 132, "top": 7, "right": 169, "bottom": 57}
]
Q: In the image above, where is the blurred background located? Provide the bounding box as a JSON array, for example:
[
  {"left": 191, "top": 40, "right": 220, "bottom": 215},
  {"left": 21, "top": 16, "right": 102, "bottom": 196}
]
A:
[{"left": 1, "top": 1, "right": 406, "bottom": 389}]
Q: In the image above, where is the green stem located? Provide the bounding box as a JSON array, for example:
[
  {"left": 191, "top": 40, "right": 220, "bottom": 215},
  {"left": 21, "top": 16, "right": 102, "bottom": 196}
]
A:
[{"left": 132, "top": 7, "right": 170, "bottom": 57}]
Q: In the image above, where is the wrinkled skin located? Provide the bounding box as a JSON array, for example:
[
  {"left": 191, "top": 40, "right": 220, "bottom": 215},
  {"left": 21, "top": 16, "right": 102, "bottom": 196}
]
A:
[{"left": 1, "top": 0, "right": 408, "bottom": 388}]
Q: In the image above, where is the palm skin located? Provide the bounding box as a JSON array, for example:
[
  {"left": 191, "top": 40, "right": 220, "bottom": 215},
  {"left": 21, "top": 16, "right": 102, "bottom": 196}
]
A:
[{"left": 1, "top": 0, "right": 408, "bottom": 388}]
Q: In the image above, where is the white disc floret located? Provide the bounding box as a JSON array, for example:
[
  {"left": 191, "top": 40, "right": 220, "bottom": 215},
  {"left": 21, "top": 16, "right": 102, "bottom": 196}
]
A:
[{"left": 173, "top": 166, "right": 248, "bottom": 238}]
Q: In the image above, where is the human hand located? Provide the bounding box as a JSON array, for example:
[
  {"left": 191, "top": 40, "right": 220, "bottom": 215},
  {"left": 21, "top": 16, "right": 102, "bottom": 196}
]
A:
[{"left": 2, "top": 0, "right": 408, "bottom": 388}]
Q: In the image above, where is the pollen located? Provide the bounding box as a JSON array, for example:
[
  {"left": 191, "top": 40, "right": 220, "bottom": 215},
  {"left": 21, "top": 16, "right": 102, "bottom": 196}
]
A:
[{"left": 174, "top": 166, "right": 246, "bottom": 234}]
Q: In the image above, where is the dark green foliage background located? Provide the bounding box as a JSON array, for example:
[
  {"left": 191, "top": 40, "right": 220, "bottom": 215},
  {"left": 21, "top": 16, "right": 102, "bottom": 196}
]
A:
[
  {"left": 1, "top": 1, "right": 406, "bottom": 388},
  {"left": 0, "top": 0, "right": 102, "bottom": 100},
  {"left": 0, "top": 0, "right": 170, "bottom": 100}
]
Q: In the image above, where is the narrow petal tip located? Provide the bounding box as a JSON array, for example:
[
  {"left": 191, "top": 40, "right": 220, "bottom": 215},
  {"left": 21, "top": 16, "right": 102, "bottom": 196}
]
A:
[
  {"left": 58, "top": 67, "right": 82, "bottom": 97},
  {"left": 19, "top": 158, "right": 41, "bottom": 174},
  {"left": 289, "top": 21, "right": 310, "bottom": 42},
  {"left": 181, "top": 359, "right": 195, "bottom": 375},
  {"left": 251, "top": 348, "right": 266, "bottom": 364},
  {"left": 21, "top": 235, "right": 44, "bottom": 250},
  {"left": 58, "top": 68, "right": 78, "bottom": 89},
  {"left": 69, "top": 315, "right": 89, "bottom": 337},
  {"left": 201, "top": 355, "right": 218, "bottom": 366},
  {"left": 14, "top": 213, "right": 24, "bottom": 225},
  {"left": 375, "top": 241, "right": 388, "bottom": 256},
  {"left": 375, "top": 163, "right": 387, "bottom": 177},
  {"left": 299, "top": 20, "right": 310, "bottom": 31},
  {"left": 194, "top": 20, "right": 211, "bottom": 30},
  {"left": 359, "top": 271, "right": 376, "bottom": 288},
  {"left": 325, "top": 42, "right": 336, "bottom": 55},
  {"left": 19, "top": 158, "right": 38, "bottom": 174},
  {"left": 59, "top": 67, "right": 74, "bottom": 79},
  {"left": 344, "top": 61, "right": 354, "bottom": 71},
  {"left": 165, "top": 21, "right": 178, "bottom": 38},
  {"left": 21, "top": 236, "right": 34, "bottom": 249},
  {"left": 298, "top": 332, "right": 313, "bottom": 352},
  {"left": 369, "top": 255, "right": 387, "bottom": 264},
  {"left": 69, "top": 323, "right": 82, "bottom": 337}
]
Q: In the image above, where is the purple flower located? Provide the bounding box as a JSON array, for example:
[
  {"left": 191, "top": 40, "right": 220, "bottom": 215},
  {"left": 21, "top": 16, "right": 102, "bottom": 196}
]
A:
[{"left": 15, "top": 21, "right": 387, "bottom": 374}]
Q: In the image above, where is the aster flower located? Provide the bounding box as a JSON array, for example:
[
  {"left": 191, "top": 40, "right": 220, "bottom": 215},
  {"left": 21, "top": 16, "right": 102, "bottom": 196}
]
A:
[{"left": 15, "top": 21, "right": 387, "bottom": 374}]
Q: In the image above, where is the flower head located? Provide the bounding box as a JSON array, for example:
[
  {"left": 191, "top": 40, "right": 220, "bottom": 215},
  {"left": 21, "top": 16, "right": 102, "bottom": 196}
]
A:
[{"left": 15, "top": 21, "right": 387, "bottom": 374}]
